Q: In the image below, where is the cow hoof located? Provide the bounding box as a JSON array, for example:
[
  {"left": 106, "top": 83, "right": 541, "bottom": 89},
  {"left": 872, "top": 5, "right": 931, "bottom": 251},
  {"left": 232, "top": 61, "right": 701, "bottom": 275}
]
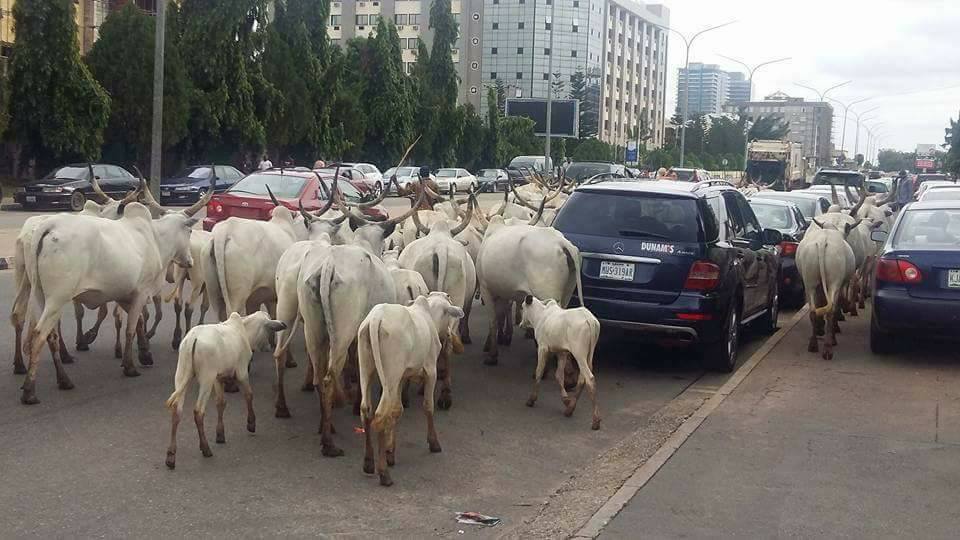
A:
[
  {"left": 20, "top": 391, "right": 39, "bottom": 405},
  {"left": 379, "top": 473, "right": 393, "bottom": 487},
  {"left": 114, "top": 348, "right": 123, "bottom": 360},
  {"left": 563, "top": 406, "right": 576, "bottom": 418},
  {"left": 139, "top": 351, "right": 153, "bottom": 366},
  {"left": 58, "top": 379, "right": 75, "bottom": 391},
  {"left": 285, "top": 358, "right": 297, "bottom": 368},
  {"left": 201, "top": 446, "right": 213, "bottom": 458},
  {"left": 60, "top": 353, "right": 75, "bottom": 365},
  {"left": 526, "top": 397, "right": 536, "bottom": 407},
  {"left": 247, "top": 420, "right": 256, "bottom": 433},
  {"left": 13, "top": 363, "right": 26, "bottom": 375},
  {"left": 216, "top": 432, "right": 226, "bottom": 444},
  {"left": 437, "top": 396, "right": 452, "bottom": 410},
  {"left": 483, "top": 356, "right": 499, "bottom": 366},
  {"left": 275, "top": 406, "right": 291, "bottom": 419},
  {"left": 429, "top": 442, "right": 442, "bottom": 453},
  {"left": 301, "top": 382, "right": 315, "bottom": 392},
  {"left": 165, "top": 452, "right": 176, "bottom": 469},
  {"left": 321, "top": 444, "right": 344, "bottom": 458},
  {"left": 363, "top": 458, "right": 375, "bottom": 474},
  {"left": 123, "top": 366, "right": 141, "bottom": 377},
  {"left": 76, "top": 342, "right": 89, "bottom": 352},
  {"left": 591, "top": 418, "right": 602, "bottom": 431},
  {"left": 822, "top": 350, "right": 834, "bottom": 361},
  {"left": 837, "top": 312, "right": 846, "bottom": 322},
  {"left": 807, "top": 338, "right": 819, "bottom": 353}
]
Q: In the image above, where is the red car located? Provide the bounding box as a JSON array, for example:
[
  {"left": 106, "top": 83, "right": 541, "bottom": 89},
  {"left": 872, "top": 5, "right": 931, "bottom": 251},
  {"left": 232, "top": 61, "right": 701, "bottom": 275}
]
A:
[{"left": 203, "top": 168, "right": 388, "bottom": 231}]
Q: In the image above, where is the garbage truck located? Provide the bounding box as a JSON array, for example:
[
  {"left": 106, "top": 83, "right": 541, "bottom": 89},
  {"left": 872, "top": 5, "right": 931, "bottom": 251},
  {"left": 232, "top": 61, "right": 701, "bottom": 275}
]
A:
[{"left": 745, "top": 140, "right": 804, "bottom": 190}]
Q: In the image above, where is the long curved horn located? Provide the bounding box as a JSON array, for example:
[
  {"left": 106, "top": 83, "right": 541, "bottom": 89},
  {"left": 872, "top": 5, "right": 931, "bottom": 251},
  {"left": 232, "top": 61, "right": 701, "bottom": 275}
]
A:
[
  {"left": 411, "top": 208, "right": 431, "bottom": 235},
  {"left": 299, "top": 200, "right": 318, "bottom": 224},
  {"left": 510, "top": 176, "right": 539, "bottom": 210},
  {"left": 131, "top": 165, "right": 167, "bottom": 215},
  {"left": 181, "top": 168, "right": 216, "bottom": 218},
  {"left": 848, "top": 187, "right": 867, "bottom": 218},
  {"left": 118, "top": 177, "right": 146, "bottom": 214},
  {"left": 527, "top": 196, "right": 547, "bottom": 226},
  {"left": 829, "top": 184, "right": 840, "bottom": 205},
  {"left": 88, "top": 163, "right": 113, "bottom": 203},
  {"left": 450, "top": 193, "right": 476, "bottom": 237},
  {"left": 489, "top": 188, "right": 509, "bottom": 218},
  {"left": 265, "top": 184, "right": 281, "bottom": 207},
  {"left": 312, "top": 171, "right": 338, "bottom": 217},
  {"left": 843, "top": 184, "right": 859, "bottom": 205}
]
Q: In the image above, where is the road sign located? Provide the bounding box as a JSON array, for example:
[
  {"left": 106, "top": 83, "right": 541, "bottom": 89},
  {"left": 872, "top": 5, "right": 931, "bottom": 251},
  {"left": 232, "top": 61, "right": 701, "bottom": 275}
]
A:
[
  {"left": 916, "top": 158, "right": 935, "bottom": 170},
  {"left": 625, "top": 140, "right": 638, "bottom": 162},
  {"left": 504, "top": 98, "right": 580, "bottom": 138},
  {"left": 721, "top": 158, "right": 729, "bottom": 167}
]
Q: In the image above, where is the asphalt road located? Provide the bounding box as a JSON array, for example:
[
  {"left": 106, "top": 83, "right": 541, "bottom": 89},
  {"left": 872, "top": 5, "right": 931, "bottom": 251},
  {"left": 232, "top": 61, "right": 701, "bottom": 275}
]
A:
[{"left": 0, "top": 200, "right": 782, "bottom": 537}]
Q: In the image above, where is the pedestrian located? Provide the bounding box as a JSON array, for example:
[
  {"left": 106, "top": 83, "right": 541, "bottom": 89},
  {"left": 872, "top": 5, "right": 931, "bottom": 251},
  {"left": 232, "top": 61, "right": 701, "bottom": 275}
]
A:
[
  {"left": 258, "top": 155, "right": 273, "bottom": 170},
  {"left": 665, "top": 168, "right": 679, "bottom": 180},
  {"left": 895, "top": 169, "right": 913, "bottom": 210},
  {"left": 313, "top": 159, "right": 326, "bottom": 169},
  {"left": 655, "top": 167, "right": 667, "bottom": 179}
]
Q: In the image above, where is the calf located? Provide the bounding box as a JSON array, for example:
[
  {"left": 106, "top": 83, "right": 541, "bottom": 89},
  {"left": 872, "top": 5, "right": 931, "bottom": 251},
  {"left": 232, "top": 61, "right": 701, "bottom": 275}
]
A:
[
  {"left": 164, "top": 311, "right": 286, "bottom": 469},
  {"left": 357, "top": 292, "right": 465, "bottom": 486},
  {"left": 519, "top": 295, "right": 601, "bottom": 430}
]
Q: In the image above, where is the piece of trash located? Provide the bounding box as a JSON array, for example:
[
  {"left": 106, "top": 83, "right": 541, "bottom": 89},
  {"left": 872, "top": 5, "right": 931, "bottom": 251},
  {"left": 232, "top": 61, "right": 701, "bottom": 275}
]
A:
[
  {"left": 456, "top": 512, "right": 501, "bottom": 527},
  {"left": 458, "top": 531, "right": 464, "bottom": 535},
  {"left": 353, "top": 426, "right": 365, "bottom": 434},
  {"left": 513, "top": 502, "right": 533, "bottom": 507}
]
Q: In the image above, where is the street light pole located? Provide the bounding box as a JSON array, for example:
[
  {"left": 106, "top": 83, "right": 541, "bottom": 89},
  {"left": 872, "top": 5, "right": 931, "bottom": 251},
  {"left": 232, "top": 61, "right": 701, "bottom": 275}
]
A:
[
  {"left": 852, "top": 105, "right": 880, "bottom": 159},
  {"left": 795, "top": 81, "right": 852, "bottom": 167},
  {"left": 718, "top": 55, "right": 790, "bottom": 172},
  {"left": 826, "top": 96, "right": 871, "bottom": 158},
  {"left": 543, "top": 0, "right": 556, "bottom": 169},
  {"left": 667, "top": 21, "right": 737, "bottom": 167},
  {"left": 149, "top": 0, "right": 167, "bottom": 196}
]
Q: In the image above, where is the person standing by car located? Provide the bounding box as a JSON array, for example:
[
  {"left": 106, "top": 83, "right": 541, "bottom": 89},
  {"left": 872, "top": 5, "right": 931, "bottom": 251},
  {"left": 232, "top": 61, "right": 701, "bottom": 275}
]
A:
[
  {"left": 895, "top": 169, "right": 913, "bottom": 210},
  {"left": 259, "top": 155, "right": 273, "bottom": 170}
]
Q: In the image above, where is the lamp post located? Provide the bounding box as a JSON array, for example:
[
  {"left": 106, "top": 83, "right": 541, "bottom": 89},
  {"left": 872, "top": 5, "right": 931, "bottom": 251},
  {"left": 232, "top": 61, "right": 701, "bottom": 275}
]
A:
[
  {"left": 543, "top": 0, "right": 557, "bottom": 169},
  {"left": 667, "top": 21, "right": 737, "bottom": 167},
  {"left": 852, "top": 105, "right": 881, "bottom": 159},
  {"left": 795, "top": 81, "right": 852, "bottom": 167},
  {"left": 717, "top": 54, "right": 791, "bottom": 172},
  {"left": 826, "top": 95, "right": 872, "bottom": 158},
  {"left": 866, "top": 123, "right": 886, "bottom": 167},
  {"left": 149, "top": 0, "right": 168, "bottom": 195}
]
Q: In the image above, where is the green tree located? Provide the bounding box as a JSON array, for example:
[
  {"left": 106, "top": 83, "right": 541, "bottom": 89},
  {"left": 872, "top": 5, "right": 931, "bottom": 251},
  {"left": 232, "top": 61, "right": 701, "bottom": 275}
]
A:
[
  {"left": 705, "top": 116, "right": 744, "bottom": 157},
  {"left": 360, "top": 19, "right": 415, "bottom": 168},
  {"left": 878, "top": 149, "right": 916, "bottom": 172},
  {"left": 457, "top": 104, "right": 486, "bottom": 170},
  {"left": 178, "top": 0, "right": 273, "bottom": 162},
  {"left": 498, "top": 116, "right": 540, "bottom": 164},
  {"left": 569, "top": 70, "right": 597, "bottom": 139},
  {"left": 748, "top": 114, "right": 790, "bottom": 140},
  {"left": 571, "top": 138, "right": 615, "bottom": 162},
  {"left": 8, "top": 0, "right": 110, "bottom": 167},
  {"left": 420, "top": 0, "right": 462, "bottom": 166},
  {"left": 410, "top": 39, "right": 434, "bottom": 164},
  {"left": 483, "top": 86, "right": 501, "bottom": 166},
  {"left": 495, "top": 79, "right": 506, "bottom": 114},
  {"left": 944, "top": 116, "right": 960, "bottom": 177},
  {"left": 0, "top": 68, "right": 9, "bottom": 140},
  {"left": 87, "top": 3, "right": 191, "bottom": 168}
]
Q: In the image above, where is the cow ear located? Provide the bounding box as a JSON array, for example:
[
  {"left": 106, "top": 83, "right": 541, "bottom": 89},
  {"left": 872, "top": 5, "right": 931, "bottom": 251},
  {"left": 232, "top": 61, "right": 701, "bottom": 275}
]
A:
[
  {"left": 524, "top": 295, "right": 534, "bottom": 305},
  {"left": 445, "top": 306, "right": 465, "bottom": 319}
]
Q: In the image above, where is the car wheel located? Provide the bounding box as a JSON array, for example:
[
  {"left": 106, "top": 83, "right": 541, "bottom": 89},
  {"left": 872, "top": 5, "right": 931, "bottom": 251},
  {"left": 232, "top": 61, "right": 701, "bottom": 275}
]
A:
[
  {"left": 703, "top": 298, "right": 740, "bottom": 373},
  {"left": 69, "top": 190, "right": 87, "bottom": 212},
  {"left": 374, "top": 181, "right": 383, "bottom": 197},
  {"left": 870, "top": 310, "right": 894, "bottom": 354},
  {"left": 757, "top": 281, "right": 779, "bottom": 334}
]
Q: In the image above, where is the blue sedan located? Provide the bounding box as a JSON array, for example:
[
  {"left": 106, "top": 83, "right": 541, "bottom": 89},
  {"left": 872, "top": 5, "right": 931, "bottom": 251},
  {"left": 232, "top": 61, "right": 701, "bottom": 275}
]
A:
[
  {"left": 871, "top": 201, "right": 960, "bottom": 352},
  {"left": 159, "top": 165, "right": 244, "bottom": 205}
]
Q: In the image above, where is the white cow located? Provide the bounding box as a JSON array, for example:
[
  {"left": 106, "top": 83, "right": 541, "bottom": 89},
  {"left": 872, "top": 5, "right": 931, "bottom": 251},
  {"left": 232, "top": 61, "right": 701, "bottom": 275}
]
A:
[
  {"left": 383, "top": 249, "right": 429, "bottom": 304},
  {"left": 21, "top": 202, "right": 196, "bottom": 403},
  {"left": 163, "top": 311, "right": 286, "bottom": 469},
  {"left": 519, "top": 295, "right": 601, "bottom": 430},
  {"left": 476, "top": 214, "right": 584, "bottom": 365},
  {"left": 797, "top": 219, "right": 857, "bottom": 360},
  {"left": 357, "top": 292, "right": 465, "bottom": 487},
  {"left": 167, "top": 229, "right": 213, "bottom": 349}
]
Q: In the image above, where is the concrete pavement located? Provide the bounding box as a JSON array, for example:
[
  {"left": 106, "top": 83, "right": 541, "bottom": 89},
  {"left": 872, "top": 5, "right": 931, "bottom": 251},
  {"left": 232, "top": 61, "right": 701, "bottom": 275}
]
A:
[{"left": 600, "top": 303, "right": 960, "bottom": 539}]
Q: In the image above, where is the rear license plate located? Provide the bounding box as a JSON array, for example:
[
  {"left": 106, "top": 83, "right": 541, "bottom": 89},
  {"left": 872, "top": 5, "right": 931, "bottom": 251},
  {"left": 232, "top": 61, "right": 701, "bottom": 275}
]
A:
[
  {"left": 25, "top": 196, "right": 36, "bottom": 203},
  {"left": 948, "top": 269, "right": 960, "bottom": 288},
  {"left": 161, "top": 191, "right": 171, "bottom": 197},
  {"left": 599, "top": 260, "right": 635, "bottom": 281}
]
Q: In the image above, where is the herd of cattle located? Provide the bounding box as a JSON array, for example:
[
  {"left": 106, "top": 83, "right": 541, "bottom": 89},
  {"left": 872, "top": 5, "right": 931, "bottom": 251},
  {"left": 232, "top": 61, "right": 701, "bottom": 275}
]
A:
[{"left": 9, "top": 161, "right": 599, "bottom": 487}]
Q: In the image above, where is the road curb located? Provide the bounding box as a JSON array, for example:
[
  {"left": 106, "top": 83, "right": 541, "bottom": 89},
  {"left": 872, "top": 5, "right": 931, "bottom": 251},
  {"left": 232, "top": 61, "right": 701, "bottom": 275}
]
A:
[
  {"left": 0, "top": 255, "right": 12, "bottom": 271},
  {"left": 572, "top": 307, "right": 810, "bottom": 539}
]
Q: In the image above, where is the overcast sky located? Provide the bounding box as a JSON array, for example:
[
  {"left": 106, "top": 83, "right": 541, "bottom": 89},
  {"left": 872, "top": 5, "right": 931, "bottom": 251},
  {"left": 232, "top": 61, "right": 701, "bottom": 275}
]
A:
[{"left": 661, "top": 0, "right": 960, "bottom": 154}]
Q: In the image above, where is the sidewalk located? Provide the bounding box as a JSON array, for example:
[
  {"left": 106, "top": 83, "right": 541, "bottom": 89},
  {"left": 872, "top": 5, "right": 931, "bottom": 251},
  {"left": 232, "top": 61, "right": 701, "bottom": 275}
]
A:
[{"left": 600, "top": 305, "right": 960, "bottom": 538}]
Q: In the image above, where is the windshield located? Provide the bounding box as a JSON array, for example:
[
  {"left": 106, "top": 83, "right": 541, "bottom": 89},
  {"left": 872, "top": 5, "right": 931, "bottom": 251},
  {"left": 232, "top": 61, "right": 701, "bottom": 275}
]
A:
[
  {"left": 43, "top": 166, "right": 88, "bottom": 181},
  {"left": 672, "top": 169, "right": 697, "bottom": 181},
  {"left": 921, "top": 189, "right": 960, "bottom": 202},
  {"left": 437, "top": 169, "right": 457, "bottom": 177},
  {"left": 566, "top": 163, "right": 614, "bottom": 181},
  {"left": 384, "top": 167, "right": 417, "bottom": 178},
  {"left": 755, "top": 194, "right": 822, "bottom": 219},
  {"left": 554, "top": 192, "right": 702, "bottom": 243},
  {"left": 894, "top": 209, "right": 960, "bottom": 250},
  {"left": 227, "top": 173, "right": 306, "bottom": 198},
  {"left": 479, "top": 169, "right": 500, "bottom": 178},
  {"left": 813, "top": 171, "right": 863, "bottom": 187},
  {"left": 749, "top": 202, "right": 795, "bottom": 231},
  {"left": 918, "top": 174, "right": 949, "bottom": 182},
  {"left": 178, "top": 166, "right": 213, "bottom": 179},
  {"left": 746, "top": 161, "right": 786, "bottom": 184}
]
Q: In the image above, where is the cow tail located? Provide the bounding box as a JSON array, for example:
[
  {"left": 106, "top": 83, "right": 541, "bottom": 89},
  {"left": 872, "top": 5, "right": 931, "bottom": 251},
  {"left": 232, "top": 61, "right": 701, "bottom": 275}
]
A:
[
  {"left": 318, "top": 260, "right": 338, "bottom": 348},
  {"left": 562, "top": 242, "right": 585, "bottom": 308},
  {"left": 433, "top": 246, "right": 448, "bottom": 293},
  {"left": 214, "top": 233, "right": 232, "bottom": 314},
  {"left": 368, "top": 315, "right": 390, "bottom": 433},
  {"left": 164, "top": 268, "right": 188, "bottom": 303},
  {"left": 27, "top": 222, "right": 54, "bottom": 310},
  {"left": 165, "top": 337, "right": 196, "bottom": 412},
  {"left": 814, "top": 239, "right": 833, "bottom": 317},
  {"left": 276, "top": 313, "right": 302, "bottom": 357}
]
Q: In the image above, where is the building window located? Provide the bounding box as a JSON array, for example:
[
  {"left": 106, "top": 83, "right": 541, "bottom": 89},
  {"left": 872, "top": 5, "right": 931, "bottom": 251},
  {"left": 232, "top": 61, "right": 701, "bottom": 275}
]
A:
[
  {"left": 571, "top": 50, "right": 578, "bottom": 58},
  {"left": 409, "top": 14, "right": 419, "bottom": 25},
  {"left": 544, "top": 48, "right": 551, "bottom": 55},
  {"left": 330, "top": 15, "right": 341, "bottom": 26},
  {"left": 572, "top": 24, "right": 579, "bottom": 33},
  {"left": 517, "top": 47, "right": 524, "bottom": 54},
  {"left": 356, "top": 15, "right": 368, "bottom": 26},
  {"left": 491, "top": 72, "right": 497, "bottom": 79},
  {"left": 518, "top": 22, "right": 525, "bottom": 29},
  {"left": 543, "top": 73, "right": 550, "bottom": 80},
  {"left": 492, "top": 22, "right": 499, "bottom": 29},
  {"left": 493, "top": 0, "right": 499, "bottom": 3},
  {"left": 545, "top": 19, "right": 552, "bottom": 30},
  {"left": 517, "top": 72, "right": 524, "bottom": 79},
  {"left": 369, "top": 14, "right": 379, "bottom": 25},
  {"left": 573, "top": 0, "right": 579, "bottom": 5},
  {"left": 395, "top": 14, "right": 408, "bottom": 25},
  {"left": 491, "top": 47, "right": 498, "bottom": 54}
]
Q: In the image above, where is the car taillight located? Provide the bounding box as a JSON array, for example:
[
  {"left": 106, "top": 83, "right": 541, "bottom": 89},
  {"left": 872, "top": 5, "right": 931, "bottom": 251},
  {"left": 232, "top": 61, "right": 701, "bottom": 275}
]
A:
[
  {"left": 684, "top": 261, "right": 721, "bottom": 291},
  {"left": 876, "top": 258, "right": 922, "bottom": 284},
  {"left": 779, "top": 241, "right": 798, "bottom": 256},
  {"left": 207, "top": 201, "right": 223, "bottom": 215}
]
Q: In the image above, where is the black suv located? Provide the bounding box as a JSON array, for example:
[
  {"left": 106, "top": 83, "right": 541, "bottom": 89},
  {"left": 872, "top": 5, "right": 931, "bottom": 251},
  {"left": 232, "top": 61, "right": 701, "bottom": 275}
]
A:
[{"left": 553, "top": 180, "right": 783, "bottom": 371}]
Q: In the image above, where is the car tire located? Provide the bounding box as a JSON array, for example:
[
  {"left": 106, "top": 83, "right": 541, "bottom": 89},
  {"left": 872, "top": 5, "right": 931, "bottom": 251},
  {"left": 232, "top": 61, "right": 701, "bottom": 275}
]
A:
[
  {"left": 870, "top": 310, "right": 894, "bottom": 354},
  {"left": 757, "top": 281, "right": 779, "bottom": 334},
  {"left": 69, "top": 190, "right": 87, "bottom": 212},
  {"left": 703, "top": 298, "right": 740, "bottom": 373}
]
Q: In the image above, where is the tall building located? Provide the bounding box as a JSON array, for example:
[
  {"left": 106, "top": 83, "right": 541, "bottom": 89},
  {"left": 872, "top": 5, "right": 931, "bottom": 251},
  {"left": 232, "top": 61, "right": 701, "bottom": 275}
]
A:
[
  {"left": 676, "top": 63, "right": 728, "bottom": 116},
  {"left": 0, "top": 0, "right": 13, "bottom": 71},
  {"left": 480, "top": 0, "right": 670, "bottom": 148},
  {"left": 725, "top": 71, "right": 751, "bottom": 106},
  {"left": 726, "top": 91, "right": 834, "bottom": 165},
  {"left": 328, "top": 0, "right": 484, "bottom": 109}
]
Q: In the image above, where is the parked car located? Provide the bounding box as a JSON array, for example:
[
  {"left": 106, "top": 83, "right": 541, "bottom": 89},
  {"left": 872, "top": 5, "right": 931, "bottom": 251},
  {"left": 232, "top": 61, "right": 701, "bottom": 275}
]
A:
[
  {"left": 915, "top": 173, "right": 951, "bottom": 185},
  {"left": 351, "top": 163, "right": 384, "bottom": 186},
  {"left": 553, "top": 180, "right": 782, "bottom": 372},
  {"left": 565, "top": 161, "right": 632, "bottom": 183},
  {"left": 871, "top": 201, "right": 960, "bottom": 352},
  {"left": 797, "top": 186, "right": 853, "bottom": 209},
  {"left": 477, "top": 168, "right": 509, "bottom": 192},
  {"left": 916, "top": 180, "right": 956, "bottom": 199},
  {"left": 159, "top": 165, "right": 244, "bottom": 205},
  {"left": 749, "top": 198, "right": 808, "bottom": 306},
  {"left": 919, "top": 185, "right": 960, "bottom": 202},
  {"left": 14, "top": 163, "right": 138, "bottom": 212},
  {"left": 325, "top": 163, "right": 378, "bottom": 195},
  {"left": 811, "top": 168, "right": 864, "bottom": 189},
  {"left": 203, "top": 169, "right": 386, "bottom": 232},
  {"left": 434, "top": 168, "right": 479, "bottom": 193},
  {"left": 864, "top": 179, "right": 890, "bottom": 194},
  {"left": 382, "top": 166, "right": 423, "bottom": 193},
  {"left": 668, "top": 168, "right": 712, "bottom": 182},
  {"left": 509, "top": 155, "right": 553, "bottom": 173},
  {"left": 748, "top": 191, "right": 832, "bottom": 225}
]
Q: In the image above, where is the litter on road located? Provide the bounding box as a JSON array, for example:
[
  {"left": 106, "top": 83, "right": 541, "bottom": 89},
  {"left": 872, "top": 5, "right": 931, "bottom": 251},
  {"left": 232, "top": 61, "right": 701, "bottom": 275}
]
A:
[{"left": 455, "top": 512, "right": 501, "bottom": 527}]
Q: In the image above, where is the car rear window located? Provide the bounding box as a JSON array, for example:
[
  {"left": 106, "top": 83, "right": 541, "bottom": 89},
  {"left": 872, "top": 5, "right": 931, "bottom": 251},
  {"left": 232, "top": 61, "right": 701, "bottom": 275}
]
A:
[
  {"left": 672, "top": 169, "right": 696, "bottom": 181},
  {"left": 554, "top": 192, "right": 702, "bottom": 243},
  {"left": 894, "top": 209, "right": 960, "bottom": 250},
  {"left": 813, "top": 171, "right": 862, "bottom": 186},
  {"left": 749, "top": 202, "right": 795, "bottom": 230},
  {"left": 566, "top": 163, "right": 613, "bottom": 181},
  {"left": 921, "top": 189, "right": 960, "bottom": 202},
  {"left": 228, "top": 173, "right": 306, "bottom": 198},
  {"left": 756, "top": 194, "right": 822, "bottom": 218}
]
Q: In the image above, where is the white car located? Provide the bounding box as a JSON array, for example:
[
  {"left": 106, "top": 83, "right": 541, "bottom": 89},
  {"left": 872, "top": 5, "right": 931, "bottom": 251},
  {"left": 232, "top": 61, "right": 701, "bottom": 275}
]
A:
[
  {"left": 918, "top": 184, "right": 960, "bottom": 202},
  {"left": 917, "top": 180, "right": 957, "bottom": 199},
  {"left": 434, "top": 168, "right": 479, "bottom": 193},
  {"left": 383, "top": 166, "right": 432, "bottom": 193},
  {"left": 801, "top": 185, "right": 853, "bottom": 208},
  {"left": 340, "top": 162, "right": 385, "bottom": 194}
]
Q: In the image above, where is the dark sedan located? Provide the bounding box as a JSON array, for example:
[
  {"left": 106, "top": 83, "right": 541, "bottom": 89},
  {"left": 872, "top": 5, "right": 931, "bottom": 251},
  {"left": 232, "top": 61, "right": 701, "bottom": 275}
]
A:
[
  {"left": 749, "top": 198, "right": 808, "bottom": 306},
  {"left": 159, "top": 165, "right": 244, "bottom": 205},
  {"left": 14, "top": 163, "right": 138, "bottom": 211},
  {"left": 871, "top": 201, "right": 960, "bottom": 352}
]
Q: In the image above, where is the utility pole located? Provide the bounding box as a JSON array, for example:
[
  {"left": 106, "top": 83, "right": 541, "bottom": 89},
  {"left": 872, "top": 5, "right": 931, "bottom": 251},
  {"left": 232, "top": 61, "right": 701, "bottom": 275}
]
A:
[
  {"left": 852, "top": 106, "right": 880, "bottom": 159},
  {"left": 718, "top": 55, "right": 790, "bottom": 172},
  {"left": 149, "top": 0, "right": 167, "bottom": 196},
  {"left": 666, "top": 21, "right": 736, "bottom": 167},
  {"left": 826, "top": 96, "right": 871, "bottom": 158},
  {"left": 543, "top": 0, "right": 556, "bottom": 170},
  {"left": 795, "top": 81, "right": 851, "bottom": 167}
]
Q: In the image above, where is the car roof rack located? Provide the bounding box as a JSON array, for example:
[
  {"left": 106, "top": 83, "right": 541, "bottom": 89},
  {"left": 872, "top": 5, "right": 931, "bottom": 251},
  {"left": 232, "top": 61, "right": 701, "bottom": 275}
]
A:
[{"left": 692, "top": 179, "right": 734, "bottom": 191}]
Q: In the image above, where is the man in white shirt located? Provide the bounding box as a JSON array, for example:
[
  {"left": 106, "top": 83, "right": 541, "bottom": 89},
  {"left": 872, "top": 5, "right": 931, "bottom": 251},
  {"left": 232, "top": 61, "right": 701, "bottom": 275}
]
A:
[{"left": 258, "top": 155, "right": 273, "bottom": 170}]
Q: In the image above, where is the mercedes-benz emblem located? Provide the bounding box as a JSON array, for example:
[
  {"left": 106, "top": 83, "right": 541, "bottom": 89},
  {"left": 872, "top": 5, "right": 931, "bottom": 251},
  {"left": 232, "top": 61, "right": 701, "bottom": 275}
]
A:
[
  {"left": 241, "top": 202, "right": 249, "bottom": 207},
  {"left": 613, "top": 242, "right": 624, "bottom": 254}
]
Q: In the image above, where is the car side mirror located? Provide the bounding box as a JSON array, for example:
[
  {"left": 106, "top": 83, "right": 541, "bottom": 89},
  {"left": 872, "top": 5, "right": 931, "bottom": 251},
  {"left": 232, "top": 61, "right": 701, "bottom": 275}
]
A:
[
  {"left": 870, "top": 230, "right": 889, "bottom": 243},
  {"left": 762, "top": 228, "right": 783, "bottom": 246}
]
